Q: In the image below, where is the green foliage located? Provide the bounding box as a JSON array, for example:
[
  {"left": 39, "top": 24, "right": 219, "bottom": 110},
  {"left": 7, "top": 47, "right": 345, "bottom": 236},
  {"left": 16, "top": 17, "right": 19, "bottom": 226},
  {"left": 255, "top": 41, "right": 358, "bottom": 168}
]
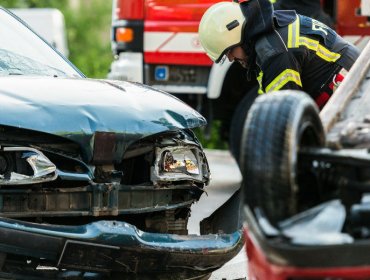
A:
[
  {"left": 0, "top": 0, "right": 62, "bottom": 7},
  {"left": 62, "top": 1, "right": 112, "bottom": 78},
  {"left": 0, "top": 0, "right": 113, "bottom": 78},
  {"left": 194, "top": 121, "right": 228, "bottom": 150}
]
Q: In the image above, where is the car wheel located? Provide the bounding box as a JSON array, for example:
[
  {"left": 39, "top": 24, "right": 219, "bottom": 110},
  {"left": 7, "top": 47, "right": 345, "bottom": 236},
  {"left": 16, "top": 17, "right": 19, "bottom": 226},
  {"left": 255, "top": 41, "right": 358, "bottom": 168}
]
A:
[
  {"left": 229, "top": 85, "right": 259, "bottom": 163},
  {"left": 240, "top": 90, "right": 325, "bottom": 224}
]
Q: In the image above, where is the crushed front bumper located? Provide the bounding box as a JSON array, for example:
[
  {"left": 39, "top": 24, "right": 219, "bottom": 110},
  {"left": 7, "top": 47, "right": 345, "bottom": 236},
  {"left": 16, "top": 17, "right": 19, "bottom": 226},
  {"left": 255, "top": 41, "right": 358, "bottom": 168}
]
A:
[{"left": 0, "top": 190, "right": 244, "bottom": 279}]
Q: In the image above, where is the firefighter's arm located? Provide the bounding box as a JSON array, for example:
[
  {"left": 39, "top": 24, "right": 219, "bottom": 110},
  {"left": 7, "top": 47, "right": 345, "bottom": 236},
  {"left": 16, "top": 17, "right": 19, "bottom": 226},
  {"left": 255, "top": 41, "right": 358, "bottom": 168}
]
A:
[{"left": 259, "top": 51, "right": 303, "bottom": 93}]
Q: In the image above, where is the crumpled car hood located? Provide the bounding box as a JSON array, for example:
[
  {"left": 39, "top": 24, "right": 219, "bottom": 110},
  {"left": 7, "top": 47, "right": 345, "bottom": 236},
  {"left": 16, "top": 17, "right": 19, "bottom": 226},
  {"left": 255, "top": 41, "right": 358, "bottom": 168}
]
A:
[{"left": 0, "top": 76, "right": 206, "bottom": 159}]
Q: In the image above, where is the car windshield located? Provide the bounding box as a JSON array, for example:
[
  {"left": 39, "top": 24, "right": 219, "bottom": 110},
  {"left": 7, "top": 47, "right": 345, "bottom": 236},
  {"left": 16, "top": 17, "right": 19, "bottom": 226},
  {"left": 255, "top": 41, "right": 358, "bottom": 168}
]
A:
[{"left": 0, "top": 8, "right": 82, "bottom": 78}]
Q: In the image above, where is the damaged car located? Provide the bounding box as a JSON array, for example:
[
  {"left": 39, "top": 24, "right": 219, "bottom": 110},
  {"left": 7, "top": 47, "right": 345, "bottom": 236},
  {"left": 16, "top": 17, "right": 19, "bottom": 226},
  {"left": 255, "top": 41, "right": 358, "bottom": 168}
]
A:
[
  {"left": 0, "top": 7, "right": 243, "bottom": 280},
  {"left": 240, "top": 37, "right": 370, "bottom": 279}
]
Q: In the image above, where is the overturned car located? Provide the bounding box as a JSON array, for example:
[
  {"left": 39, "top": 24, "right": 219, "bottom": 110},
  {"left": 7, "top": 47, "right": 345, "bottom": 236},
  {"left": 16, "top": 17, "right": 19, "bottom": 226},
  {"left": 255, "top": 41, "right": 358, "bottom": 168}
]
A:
[
  {"left": 241, "top": 38, "right": 370, "bottom": 279},
  {"left": 0, "top": 7, "right": 243, "bottom": 279}
]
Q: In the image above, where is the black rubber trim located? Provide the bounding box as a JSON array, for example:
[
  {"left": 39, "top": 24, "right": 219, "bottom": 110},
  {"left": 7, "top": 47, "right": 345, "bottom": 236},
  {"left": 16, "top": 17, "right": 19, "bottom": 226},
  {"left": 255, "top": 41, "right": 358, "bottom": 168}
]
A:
[{"left": 245, "top": 205, "right": 370, "bottom": 268}]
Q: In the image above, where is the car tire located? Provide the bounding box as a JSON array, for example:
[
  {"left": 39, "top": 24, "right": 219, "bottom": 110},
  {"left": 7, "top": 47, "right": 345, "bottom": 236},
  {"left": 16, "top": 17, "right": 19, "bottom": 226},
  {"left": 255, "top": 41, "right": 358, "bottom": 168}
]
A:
[
  {"left": 240, "top": 90, "right": 325, "bottom": 224},
  {"left": 229, "top": 85, "right": 259, "bottom": 163}
]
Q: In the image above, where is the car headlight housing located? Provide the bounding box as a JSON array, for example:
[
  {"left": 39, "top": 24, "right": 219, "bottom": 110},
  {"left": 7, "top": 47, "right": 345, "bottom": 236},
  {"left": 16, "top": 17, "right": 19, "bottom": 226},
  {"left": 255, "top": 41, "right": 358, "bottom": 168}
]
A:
[
  {"left": 151, "top": 145, "right": 210, "bottom": 185},
  {"left": 0, "top": 146, "right": 57, "bottom": 185}
]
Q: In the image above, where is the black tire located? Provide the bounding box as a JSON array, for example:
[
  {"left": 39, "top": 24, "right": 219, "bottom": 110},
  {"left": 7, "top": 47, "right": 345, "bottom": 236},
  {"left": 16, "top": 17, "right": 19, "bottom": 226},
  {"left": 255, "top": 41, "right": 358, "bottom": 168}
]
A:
[
  {"left": 240, "top": 90, "right": 325, "bottom": 224},
  {"left": 229, "top": 86, "right": 259, "bottom": 163}
]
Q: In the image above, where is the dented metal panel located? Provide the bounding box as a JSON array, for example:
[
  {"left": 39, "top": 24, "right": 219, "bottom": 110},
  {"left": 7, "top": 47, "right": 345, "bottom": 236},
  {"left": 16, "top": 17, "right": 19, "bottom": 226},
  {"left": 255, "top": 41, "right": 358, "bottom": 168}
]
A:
[{"left": 0, "top": 77, "right": 206, "bottom": 162}]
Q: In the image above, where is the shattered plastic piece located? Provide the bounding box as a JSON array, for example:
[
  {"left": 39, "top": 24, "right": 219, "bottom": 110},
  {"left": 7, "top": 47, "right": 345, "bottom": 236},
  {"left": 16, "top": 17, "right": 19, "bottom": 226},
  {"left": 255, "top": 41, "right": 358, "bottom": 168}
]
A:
[{"left": 279, "top": 200, "right": 353, "bottom": 245}]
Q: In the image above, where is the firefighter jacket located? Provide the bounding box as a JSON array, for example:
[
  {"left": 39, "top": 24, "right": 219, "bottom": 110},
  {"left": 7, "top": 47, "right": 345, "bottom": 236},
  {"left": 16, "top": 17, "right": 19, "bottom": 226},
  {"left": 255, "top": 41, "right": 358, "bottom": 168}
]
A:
[{"left": 253, "top": 10, "right": 360, "bottom": 99}]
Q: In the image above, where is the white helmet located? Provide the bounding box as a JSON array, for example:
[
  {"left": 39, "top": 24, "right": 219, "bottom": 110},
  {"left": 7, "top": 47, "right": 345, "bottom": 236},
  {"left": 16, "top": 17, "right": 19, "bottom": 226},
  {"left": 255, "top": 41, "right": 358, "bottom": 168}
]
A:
[{"left": 199, "top": 2, "right": 246, "bottom": 63}]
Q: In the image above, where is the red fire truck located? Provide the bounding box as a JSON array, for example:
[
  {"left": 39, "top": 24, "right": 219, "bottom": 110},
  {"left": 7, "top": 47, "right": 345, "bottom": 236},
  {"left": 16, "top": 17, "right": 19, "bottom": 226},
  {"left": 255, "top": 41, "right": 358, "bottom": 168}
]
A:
[{"left": 108, "top": 0, "right": 370, "bottom": 158}]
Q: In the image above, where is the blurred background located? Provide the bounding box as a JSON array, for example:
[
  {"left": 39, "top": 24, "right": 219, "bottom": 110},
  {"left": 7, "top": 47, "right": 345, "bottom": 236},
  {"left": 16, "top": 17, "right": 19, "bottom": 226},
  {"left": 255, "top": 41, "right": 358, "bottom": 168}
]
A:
[{"left": 0, "top": 0, "right": 113, "bottom": 79}]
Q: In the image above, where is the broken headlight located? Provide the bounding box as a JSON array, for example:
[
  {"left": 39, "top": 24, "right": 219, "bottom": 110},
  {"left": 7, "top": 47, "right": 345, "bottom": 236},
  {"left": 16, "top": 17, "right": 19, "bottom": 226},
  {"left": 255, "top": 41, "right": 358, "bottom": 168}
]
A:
[
  {"left": 0, "top": 146, "right": 57, "bottom": 185},
  {"left": 163, "top": 149, "right": 199, "bottom": 175},
  {"left": 151, "top": 146, "right": 210, "bottom": 185}
]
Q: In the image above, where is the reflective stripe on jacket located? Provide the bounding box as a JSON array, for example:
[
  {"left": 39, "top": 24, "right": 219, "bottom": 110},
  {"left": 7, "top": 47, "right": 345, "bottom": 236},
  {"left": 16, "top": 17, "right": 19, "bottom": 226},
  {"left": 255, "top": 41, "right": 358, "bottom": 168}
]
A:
[{"left": 254, "top": 10, "right": 359, "bottom": 98}]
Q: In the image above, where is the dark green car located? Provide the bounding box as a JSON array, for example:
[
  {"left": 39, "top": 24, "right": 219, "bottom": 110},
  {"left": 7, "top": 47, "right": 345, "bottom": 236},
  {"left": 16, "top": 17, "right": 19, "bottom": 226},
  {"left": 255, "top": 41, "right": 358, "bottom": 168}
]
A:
[{"left": 0, "top": 8, "right": 243, "bottom": 279}]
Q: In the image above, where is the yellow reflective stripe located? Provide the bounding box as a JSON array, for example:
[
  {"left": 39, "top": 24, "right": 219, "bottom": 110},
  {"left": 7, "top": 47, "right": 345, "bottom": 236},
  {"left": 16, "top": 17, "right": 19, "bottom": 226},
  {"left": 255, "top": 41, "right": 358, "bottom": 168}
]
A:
[
  {"left": 294, "top": 16, "right": 300, "bottom": 47},
  {"left": 317, "top": 45, "right": 341, "bottom": 62},
  {"left": 269, "top": 0, "right": 276, "bottom": 3},
  {"left": 299, "top": 36, "right": 341, "bottom": 62},
  {"left": 266, "top": 69, "right": 302, "bottom": 92},
  {"left": 299, "top": 36, "right": 319, "bottom": 50},
  {"left": 257, "top": 71, "right": 265, "bottom": 94},
  {"left": 287, "top": 16, "right": 300, "bottom": 48}
]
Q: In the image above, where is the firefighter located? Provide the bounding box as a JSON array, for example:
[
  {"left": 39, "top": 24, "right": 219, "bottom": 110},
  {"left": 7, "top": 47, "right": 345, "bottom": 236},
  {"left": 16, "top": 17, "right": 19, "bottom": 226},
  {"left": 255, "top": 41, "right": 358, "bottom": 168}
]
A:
[{"left": 198, "top": 0, "right": 360, "bottom": 109}]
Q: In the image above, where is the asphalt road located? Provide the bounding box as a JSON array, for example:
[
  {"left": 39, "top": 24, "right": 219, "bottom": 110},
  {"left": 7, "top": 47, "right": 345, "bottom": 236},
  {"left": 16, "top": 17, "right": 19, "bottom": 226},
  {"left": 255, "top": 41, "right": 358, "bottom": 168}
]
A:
[{"left": 188, "top": 149, "right": 248, "bottom": 280}]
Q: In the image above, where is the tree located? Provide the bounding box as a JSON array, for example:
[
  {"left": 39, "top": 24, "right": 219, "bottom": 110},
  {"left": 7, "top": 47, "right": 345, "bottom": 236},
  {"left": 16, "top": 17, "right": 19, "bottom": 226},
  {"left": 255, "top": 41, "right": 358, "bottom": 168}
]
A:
[{"left": 0, "top": 0, "right": 112, "bottom": 78}]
